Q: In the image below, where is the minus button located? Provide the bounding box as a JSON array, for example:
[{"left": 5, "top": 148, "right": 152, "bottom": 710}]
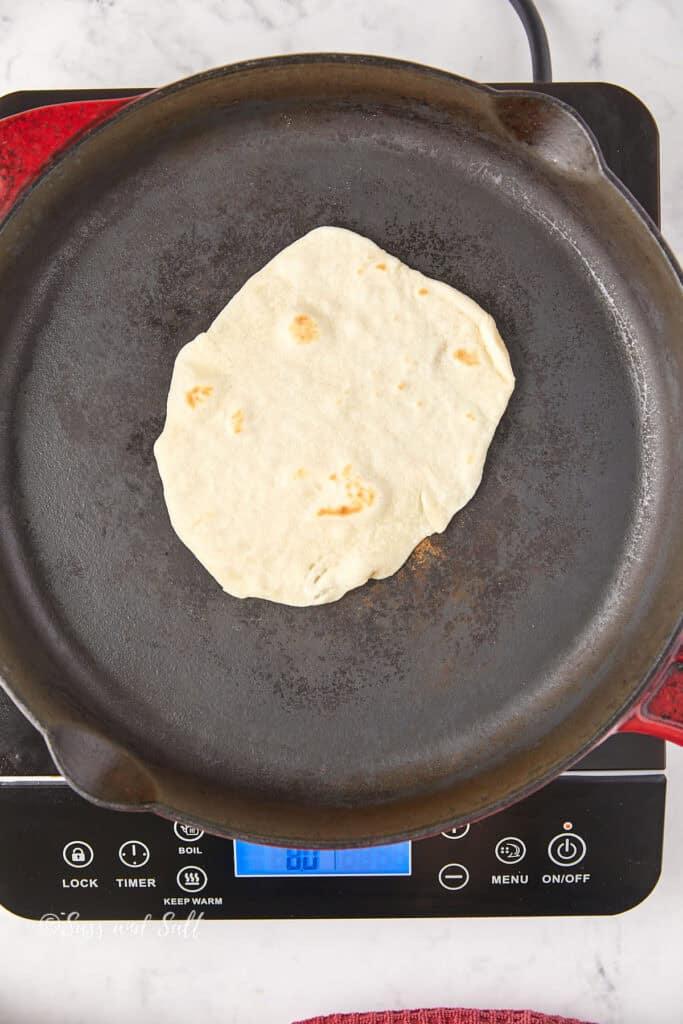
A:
[{"left": 438, "top": 863, "right": 470, "bottom": 891}]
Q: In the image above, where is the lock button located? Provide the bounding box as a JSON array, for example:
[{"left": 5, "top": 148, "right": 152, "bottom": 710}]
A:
[{"left": 63, "top": 841, "right": 94, "bottom": 869}]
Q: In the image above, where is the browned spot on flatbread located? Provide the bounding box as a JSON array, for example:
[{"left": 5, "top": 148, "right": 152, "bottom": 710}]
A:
[
  {"left": 466, "top": 411, "right": 477, "bottom": 420},
  {"left": 231, "top": 409, "right": 245, "bottom": 434},
  {"left": 185, "top": 385, "right": 213, "bottom": 409},
  {"left": 318, "top": 504, "right": 354, "bottom": 517},
  {"left": 294, "top": 467, "right": 307, "bottom": 479},
  {"left": 416, "top": 400, "right": 424, "bottom": 407},
  {"left": 318, "top": 464, "right": 375, "bottom": 517},
  {"left": 397, "top": 381, "right": 407, "bottom": 390},
  {"left": 418, "top": 287, "right": 429, "bottom": 295},
  {"left": 375, "top": 262, "right": 387, "bottom": 271},
  {"left": 454, "top": 348, "right": 480, "bottom": 366},
  {"left": 290, "top": 314, "right": 319, "bottom": 343}
]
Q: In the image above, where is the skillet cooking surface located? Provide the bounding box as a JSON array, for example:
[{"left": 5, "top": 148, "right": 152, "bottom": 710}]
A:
[{"left": 0, "top": 58, "right": 681, "bottom": 844}]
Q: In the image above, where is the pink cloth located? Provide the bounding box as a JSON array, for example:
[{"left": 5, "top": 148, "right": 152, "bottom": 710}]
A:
[{"left": 295, "top": 1010, "right": 596, "bottom": 1024}]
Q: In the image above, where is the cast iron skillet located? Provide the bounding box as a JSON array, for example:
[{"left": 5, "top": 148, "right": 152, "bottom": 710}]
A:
[{"left": 0, "top": 55, "right": 681, "bottom": 845}]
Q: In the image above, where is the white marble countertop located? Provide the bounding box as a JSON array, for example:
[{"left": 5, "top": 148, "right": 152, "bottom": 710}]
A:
[{"left": 1, "top": 2, "right": 682, "bottom": 1023}]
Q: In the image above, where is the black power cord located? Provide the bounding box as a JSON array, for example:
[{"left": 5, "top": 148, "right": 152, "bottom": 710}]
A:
[{"left": 508, "top": 0, "right": 553, "bottom": 82}]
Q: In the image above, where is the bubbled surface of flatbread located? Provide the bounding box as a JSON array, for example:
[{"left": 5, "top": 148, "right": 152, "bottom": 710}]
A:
[{"left": 154, "top": 227, "right": 515, "bottom": 606}]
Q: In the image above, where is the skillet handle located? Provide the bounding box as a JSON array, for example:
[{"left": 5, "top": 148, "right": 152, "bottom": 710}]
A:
[
  {"left": 0, "top": 97, "right": 136, "bottom": 220},
  {"left": 618, "top": 636, "right": 683, "bottom": 744}
]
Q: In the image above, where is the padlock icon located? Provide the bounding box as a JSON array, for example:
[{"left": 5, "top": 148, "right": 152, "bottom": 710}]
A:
[{"left": 63, "top": 841, "right": 93, "bottom": 868}]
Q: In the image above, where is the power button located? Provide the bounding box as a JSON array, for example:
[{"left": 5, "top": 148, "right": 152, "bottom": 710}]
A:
[{"left": 547, "top": 832, "right": 587, "bottom": 867}]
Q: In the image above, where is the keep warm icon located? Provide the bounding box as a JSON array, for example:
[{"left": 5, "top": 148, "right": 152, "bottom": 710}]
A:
[{"left": 176, "top": 866, "right": 208, "bottom": 893}]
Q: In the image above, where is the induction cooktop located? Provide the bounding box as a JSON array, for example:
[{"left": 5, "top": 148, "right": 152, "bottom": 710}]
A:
[{"left": 0, "top": 81, "right": 667, "bottom": 921}]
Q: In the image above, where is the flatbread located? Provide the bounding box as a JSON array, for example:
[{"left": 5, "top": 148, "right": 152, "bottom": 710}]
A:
[{"left": 154, "top": 227, "right": 515, "bottom": 605}]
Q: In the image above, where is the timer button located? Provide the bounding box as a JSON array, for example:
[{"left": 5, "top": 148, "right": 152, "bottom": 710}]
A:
[
  {"left": 548, "top": 832, "right": 587, "bottom": 867},
  {"left": 118, "top": 840, "right": 150, "bottom": 869}
]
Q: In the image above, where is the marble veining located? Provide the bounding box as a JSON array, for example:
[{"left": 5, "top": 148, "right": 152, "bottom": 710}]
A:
[{"left": 0, "top": 2, "right": 681, "bottom": 1023}]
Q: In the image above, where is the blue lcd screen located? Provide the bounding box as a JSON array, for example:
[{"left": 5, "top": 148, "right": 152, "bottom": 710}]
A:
[{"left": 233, "top": 841, "right": 411, "bottom": 877}]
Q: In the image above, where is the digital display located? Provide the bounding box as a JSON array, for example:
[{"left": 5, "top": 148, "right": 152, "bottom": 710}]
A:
[{"left": 233, "top": 841, "right": 412, "bottom": 877}]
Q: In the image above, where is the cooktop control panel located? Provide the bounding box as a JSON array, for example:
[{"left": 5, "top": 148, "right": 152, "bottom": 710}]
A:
[{"left": 0, "top": 775, "right": 664, "bottom": 920}]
